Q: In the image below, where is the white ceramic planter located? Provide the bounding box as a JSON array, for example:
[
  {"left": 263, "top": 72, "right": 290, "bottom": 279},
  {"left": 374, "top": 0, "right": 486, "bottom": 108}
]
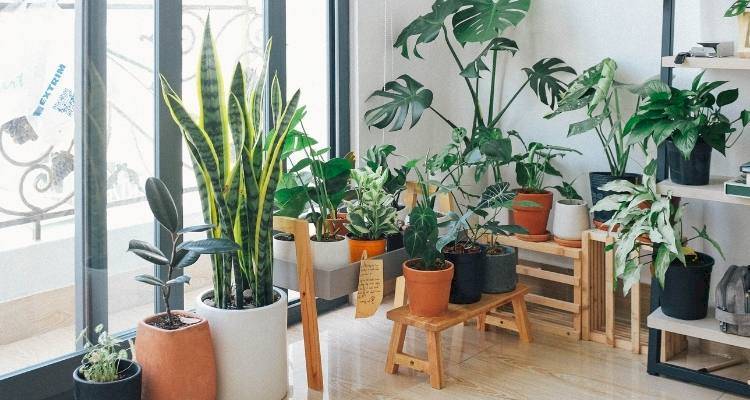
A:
[
  {"left": 552, "top": 199, "right": 590, "bottom": 241},
  {"left": 272, "top": 234, "right": 350, "bottom": 268},
  {"left": 195, "top": 288, "right": 288, "bottom": 400}
]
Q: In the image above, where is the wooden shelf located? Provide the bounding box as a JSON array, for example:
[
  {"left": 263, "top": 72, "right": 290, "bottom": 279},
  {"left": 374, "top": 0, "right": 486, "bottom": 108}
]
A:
[
  {"left": 656, "top": 176, "right": 750, "bottom": 206},
  {"left": 492, "top": 235, "right": 582, "bottom": 259},
  {"left": 648, "top": 307, "right": 750, "bottom": 349},
  {"left": 662, "top": 56, "right": 750, "bottom": 70}
]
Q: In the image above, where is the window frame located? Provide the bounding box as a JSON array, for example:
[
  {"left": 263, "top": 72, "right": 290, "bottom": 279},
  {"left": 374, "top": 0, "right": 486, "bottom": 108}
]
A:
[{"left": 0, "top": 0, "right": 349, "bottom": 398}]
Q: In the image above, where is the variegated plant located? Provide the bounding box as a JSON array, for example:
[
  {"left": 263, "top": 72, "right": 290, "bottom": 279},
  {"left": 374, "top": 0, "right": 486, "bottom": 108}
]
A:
[
  {"left": 160, "top": 20, "right": 305, "bottom": 308},
  {"left": 343, "top": 167, "right": 399, "bottom": 240},
  {"left": 591, "top": 160, "right": 724, "bottom": 294}
]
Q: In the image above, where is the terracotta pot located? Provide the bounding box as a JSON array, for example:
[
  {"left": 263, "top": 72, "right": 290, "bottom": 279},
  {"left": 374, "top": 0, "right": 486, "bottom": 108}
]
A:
[
  {"left": 402, "top": 260, "right": 454, "bottom": 317},
  {"left": 348, "top": 237, "right": 387, "bottom": 262},
  {"left": 512, "top": 190, "right": 554, "bottom": 236},
  {"left": 135, "top": 311, "right": 216, "bottom": 400},
  {"left": 195, "top": 289, "right": 288, "bottom": 400}
]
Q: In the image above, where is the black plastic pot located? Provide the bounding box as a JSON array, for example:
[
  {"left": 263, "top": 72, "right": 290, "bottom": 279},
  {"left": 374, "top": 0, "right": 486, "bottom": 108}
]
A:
[
  {"left": 666, "top": 139, "right": 712, "bottom": 186},
  {"left": 589, "top": 172, "right": 641, "bottom": 224},
  {"left": 386, "top": 231, "right": 404, "bottom": 251},
  {"left": 661, "top": 253, "right": 714, "bottom": 320},
  {"left": 444, "top": 245, "right": 484, "bottom": 304},
  {"left": 481, "top": 245, "right": 518, "bottom": 294},
  {"left": 74, "top": 360, "right": 142, "bottom": 400}
]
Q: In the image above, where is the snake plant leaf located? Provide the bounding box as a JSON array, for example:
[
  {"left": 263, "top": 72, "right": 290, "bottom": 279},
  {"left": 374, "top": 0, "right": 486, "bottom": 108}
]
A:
[
  {"left": 229, "top": 64, "right": 247, "bottom": 156},
  {"left": 726, "top": 0, "right": 750, "bottom": 17},
  {"left": 523, "top": 58, "right": 576, "bottom": 109},
  {"left": 452, "top": 0, "right": 530, "bottom": 44},
  {"left": 135, "top": 274, "right": 166, "bottom": 287},
  {"left": 197, "top": 18, "right": 229, "bottom": 178},
  {"left": 393, "top": 0, "right": 462, "bottom": 59},
  {"left": 177, "top": 224, "right": 214, "bottom": 234},
  {"left": 166, "top": 275, "right": 191, "bottom": 286},
  {"left": 365, "top": 75, "right": 433, "bottom": 131},
  {"left": 145, "top": 177, "right": 179, "bottom": 233},
  {"left": 174, "top": 249, "right": 201, "bottom": 269},
  {"left": 179, "top": 238, "right": 240, "bottom": 254},
  {"left": 128, "top": 239, "right": 169, "bottom": 265}
]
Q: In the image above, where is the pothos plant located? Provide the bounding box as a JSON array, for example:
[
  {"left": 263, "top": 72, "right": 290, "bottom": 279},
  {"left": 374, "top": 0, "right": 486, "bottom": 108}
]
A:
[
  {"left": 546, "top": 58, "right": 643, "bottom": 177},
  {"left": 365, "top": 0, "right": 575, "bottom": 178},
  {"left": 509, "top": 132, "right": 582, "bottom": 195},
  {"left": 591, "top": 160, "right": 725, "bottom": 294},
  {"left": 77, "top": 325, "right": 133, "bottom": 383},
  {"left": 343, "top": 167, "right": 399, "bottom": 241}
]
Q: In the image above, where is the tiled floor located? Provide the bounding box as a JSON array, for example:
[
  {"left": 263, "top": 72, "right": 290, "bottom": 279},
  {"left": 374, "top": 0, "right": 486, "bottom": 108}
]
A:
[{"left": 286, "top": 298, "right": 734, "bottom": 400}]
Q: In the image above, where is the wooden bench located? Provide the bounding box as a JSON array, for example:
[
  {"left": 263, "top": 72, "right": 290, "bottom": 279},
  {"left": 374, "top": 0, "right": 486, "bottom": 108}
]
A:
[{"left": 385, "top": 284, "right": 531, "bottom": 389}]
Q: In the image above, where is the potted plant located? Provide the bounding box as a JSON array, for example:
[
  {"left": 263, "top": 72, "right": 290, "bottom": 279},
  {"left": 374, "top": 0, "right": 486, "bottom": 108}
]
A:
[
  {"left": 343, "top": 166, "right": 399, "bottom": 261},
  {"left": 551, "top": 180, "right": 589, "bottom": 248},
  {"left": 402, "top": 162, "right": 454, "bottom": 317},
  {"left": 159, "top": 21, "right": 301, "bottom": 399},
  {"left": 593, "top": 159, "right": 725, "bottom": 320},
  {"left": 365, "top": 0, "right": 575, "bottom": 175},
  {"left": 74, "top": 325, "right": 141, "bottom": 400},
  {"left": 624, "top": 73, "right": 749, "bottom": 186},
  {"left": 725, "top": 1, "right": 750, "bottom": 58},
  {"left": 510, "top": 133, "right": 581, "bottom": 240},
  {"left": 274, "top": 131, "right": 354, "bottom": 268},
  {"left": 546, "top": 58, "right": 643, "bottom": 226},
  {"left": 362, "top": 144, "right": 411, "bottom": 250},
  {"left": 128, "top": 178, "right": 235, "bottom": 400}
]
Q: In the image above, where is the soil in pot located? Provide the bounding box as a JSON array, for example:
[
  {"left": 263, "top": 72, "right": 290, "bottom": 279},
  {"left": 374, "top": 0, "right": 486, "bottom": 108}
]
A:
[
  {"left": 135, "top": 311, "right": 216, "bottom": 400},
  {"left": 512, "top": 190, "right": 553, "bottom": 236},
  {"left": 74, "top": 360, "right": 142, "bottom": 400},
  {"left": 444, "top": 242, "right": 485, "bottom": 304},
  {"left": 348, "top": 236, "right": 387, "bottom": 262},
  {"left": 661, "top": 253, "right": 715, "bottom": 320},
  {"left": 402, "top": 259, "right": 454, "bottom": 317},
  {"left": 666, "top": 139, "right": 712, "bottom": 186},
  {"left": 482, "top": 245, "right": 518, "bottom": 294},
  {"left": 589, "top": 172, "right": 641, "bottom": 225}
]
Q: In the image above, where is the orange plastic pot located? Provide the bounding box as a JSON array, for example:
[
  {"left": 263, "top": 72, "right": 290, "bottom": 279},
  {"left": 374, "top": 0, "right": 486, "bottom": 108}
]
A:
[
  {"left": 512, "top": 190, "right": 554, "bottom": 235},
  {"left": 135, "top": 311, "right": 216, "bottom": 400},
  {"left": 402, "top": 260, "right": 454, "bottom": 317},
  {"left": 348, "top": 237, "right": 387, "bottom": 262}
]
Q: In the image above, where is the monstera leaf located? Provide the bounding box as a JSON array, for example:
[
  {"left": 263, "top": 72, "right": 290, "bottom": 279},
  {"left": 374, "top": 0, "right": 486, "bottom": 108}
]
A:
[
  {"left": 460, "top": 37, "right": 519, "bottom": 78},
  {"left": 365, "top": 75, "right": 434, "bottom": 132},
  {"left": 394, "top": 0, "right": 462, "bottom": 58},
  {"left": 726, "top": 0, "right": 750, "bottom": 17},
  {"left": 523, "top": 58, "right": 576, "bottom": 109},
  {"left": 452, "top": 0, "right": 530, "bottom": 44}
]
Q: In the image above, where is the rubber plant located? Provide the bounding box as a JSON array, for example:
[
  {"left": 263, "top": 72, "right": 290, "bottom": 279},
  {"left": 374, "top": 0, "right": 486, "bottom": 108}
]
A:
[
  {"left": 128, "top": 177, "right": 239, "bottom": 327},
  {"left": 365, "top": 0, "right": 575, "bottom": 175},
  {"left": 591, "top": 159, "right": 725, "bottom": 294},
  {"left": 159, "top": 20, "right": 305, "bottom": 309},
  {"left": 343, "top": 166, "right": 399, "bottom": 240}
]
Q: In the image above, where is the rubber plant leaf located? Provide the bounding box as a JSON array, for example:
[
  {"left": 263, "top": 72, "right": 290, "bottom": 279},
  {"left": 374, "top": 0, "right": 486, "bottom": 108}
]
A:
[
  {"left": 128, "top": 240, "right": 169, "bottom": 265},
  {"left": 451, "top": 0, "right": 531, "bottom": 44},
  {"left": 145, "top": 177, "right": 179, "bottom": 233}
]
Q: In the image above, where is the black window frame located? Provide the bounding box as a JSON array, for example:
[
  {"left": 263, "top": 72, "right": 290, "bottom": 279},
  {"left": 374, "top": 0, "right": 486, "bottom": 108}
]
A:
[{"left": 0, "top": 0, "right": 349, "bottom": 398}]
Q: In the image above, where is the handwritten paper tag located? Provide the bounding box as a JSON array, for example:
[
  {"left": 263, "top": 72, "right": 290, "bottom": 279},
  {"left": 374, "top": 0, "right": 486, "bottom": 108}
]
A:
[{"left": 355, "top": 251, "right": 383, "bottom": 318}]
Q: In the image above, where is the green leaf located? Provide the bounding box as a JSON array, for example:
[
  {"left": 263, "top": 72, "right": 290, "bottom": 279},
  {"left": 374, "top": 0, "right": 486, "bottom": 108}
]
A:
[
  {"left": 128, "top": 240, "right": 169, "bottom": 265},
  {"left": 177, "top": 224, "right": 214, "bottom": 234},
  {"left": 145, "top": 177, "right": 179, "bottom": 233},
  {"left": 568, "top": 112, "right": 609, "bottom": 137},
  {"left": 452, "top": 0, "right": 531, "bottom": 44},
  {"left": 365, "top": 75, "right": 433, "bottom": 131},
  {"left": 404, "top": 205, "right": 441, "bottom": 267},
  {"left": 726, "top": 0, "right": 750, "bottom": 17},
  {"left": 741, "top": 110, "right": 750, "bottom": 126},
  {"left": 671, "top": 124, "right": 699, "bottom": 159},
  {"left": 393, "top": 0, "right": 462, "bottom": 59},
  {"left": 179, "top": 238, "right": 240, "bottom": 254},
  {"left": 551, "top": 181, "right": 582, "bottom": 200},
  {"left": 135, "top": 274, "right": 165, "bottom": 287},
  {"left": 174, "top": 249, "right": 201, "bottom": 269},
  {"left": 523, "top": 58, "right": 576, "bottom": 109},
  {"left": 460, "top": 37, "right": 518, "bottom": 78},
  {"left": 692, "top": 225, "right": 726, "bottom": 260},
  {"left": 477, "top": 182, "right": 515, "bottom": 209},
  {"left": 717, "top": 88, "right": 739, "bottom": 107},
  {"left": 166, "top": 275, "right": 191, "bottom": 286}
]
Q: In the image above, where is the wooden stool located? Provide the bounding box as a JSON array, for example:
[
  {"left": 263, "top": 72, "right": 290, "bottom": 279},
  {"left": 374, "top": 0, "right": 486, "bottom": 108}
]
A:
[{"left": 385, "top": 284, "right": 531, "bottom": 389}]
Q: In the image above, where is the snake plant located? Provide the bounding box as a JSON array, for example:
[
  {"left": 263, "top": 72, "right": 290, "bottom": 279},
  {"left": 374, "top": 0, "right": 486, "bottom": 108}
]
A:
[{"left": 160, "top": 20, "right": 305, "bottom": 308}]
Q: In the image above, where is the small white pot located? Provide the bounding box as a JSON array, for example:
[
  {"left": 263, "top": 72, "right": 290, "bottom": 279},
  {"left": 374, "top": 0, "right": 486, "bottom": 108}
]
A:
[
  {"left": 552, "top": 199, "right": 590, "bottom": 241},
  {"left": 196, "top": 288, "right": 288, "bottom": 400},
  {"left": 273, "top": 234, "right": 350, "bottom": 268}
]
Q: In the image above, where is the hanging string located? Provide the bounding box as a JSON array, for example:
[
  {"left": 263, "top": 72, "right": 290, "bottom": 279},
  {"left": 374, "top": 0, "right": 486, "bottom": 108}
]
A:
[{"left": 381, "top": 0, "right": 391, "bottom": 144}]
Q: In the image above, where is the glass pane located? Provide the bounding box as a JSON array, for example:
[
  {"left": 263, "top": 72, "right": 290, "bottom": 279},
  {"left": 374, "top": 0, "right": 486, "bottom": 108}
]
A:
[
  {"left": 0, "top": 1, "right": 77, "bottom": 375},
  {"left": 181, "top": 1, "right": 265, "bottom": 309},
  {"left": 105, "top": 0, "right": 155, "bottom": 334},
  {"left": 286, "top": 0, "right": 329, "bottom": 154}
]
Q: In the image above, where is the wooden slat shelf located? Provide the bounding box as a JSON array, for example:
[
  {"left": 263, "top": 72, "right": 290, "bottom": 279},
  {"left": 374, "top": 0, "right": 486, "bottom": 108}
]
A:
[
  {"left": 493, "top": 235, "right": 582, "bottom": 259},
  {"left": 662, "top": 56, "right": 750, "bottom": 70},
  {"left": 657, "top": 176, "right": 750, "bottom": 206},
  {"left": 648, "top": 307, "right": 750, "bottom": 349}
]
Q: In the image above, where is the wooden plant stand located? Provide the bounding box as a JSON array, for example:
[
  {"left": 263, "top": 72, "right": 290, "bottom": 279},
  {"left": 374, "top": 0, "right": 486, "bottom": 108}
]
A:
[{"left": 385, "top": 284, "right": 531, "bottom": 389}]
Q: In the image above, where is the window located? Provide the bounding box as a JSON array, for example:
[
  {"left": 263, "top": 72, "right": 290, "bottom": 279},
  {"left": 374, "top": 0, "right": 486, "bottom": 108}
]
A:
[{"left": 0, "top": 1, "right": 348, "bottom": 398}]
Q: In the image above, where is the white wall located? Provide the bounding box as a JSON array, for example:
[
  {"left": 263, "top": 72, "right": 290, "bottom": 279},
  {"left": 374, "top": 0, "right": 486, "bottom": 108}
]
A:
[{"left": 351, "top": 1, "right": 750, "bottom": 288}]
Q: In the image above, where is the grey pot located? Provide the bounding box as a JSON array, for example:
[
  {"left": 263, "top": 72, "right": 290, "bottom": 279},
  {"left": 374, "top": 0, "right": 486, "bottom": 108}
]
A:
[{"left": 482, "top": 245, "right": 518, "bottom": 294}]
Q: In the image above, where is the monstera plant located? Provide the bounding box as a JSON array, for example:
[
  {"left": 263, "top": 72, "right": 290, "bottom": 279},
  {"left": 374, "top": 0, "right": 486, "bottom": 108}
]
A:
[{"left": 365, "top": 0, "right": 575, "bottom": 171}]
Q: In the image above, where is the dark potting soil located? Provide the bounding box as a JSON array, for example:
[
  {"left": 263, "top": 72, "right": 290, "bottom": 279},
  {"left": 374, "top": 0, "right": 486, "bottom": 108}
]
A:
[
  {"left": 202, "top": 290, "right": 281, "bottom": 310},
  {"left": 443, "top": 242, "right": 482, "bottom": 255},
  {"left": 405, "top": 258, "right": 449, "bottom": 271},
  {"left": 146, "top": 314, "right": 193, "bottom": 330},
  {"left": 486, "top": 245, "right": 512, "bottom": 256},
  {"left": 275, "top": 233, "right": 294, "bottom": 241}
]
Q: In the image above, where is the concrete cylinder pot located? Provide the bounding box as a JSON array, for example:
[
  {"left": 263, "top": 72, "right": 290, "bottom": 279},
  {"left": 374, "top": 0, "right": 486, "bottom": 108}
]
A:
[
  {"left": 482, "top": 245, "right": 518, "bottom": 294},
  {"left": 552, "top": 199, "right": 590, "bottom": 248},
  {"left": 195, "top": 288, "right": 288, "bottom": 400},
  {"left": 135, "top": 311, "right": 216, "bottom": 400},
  {"left": 273, "top": 233, "right": 350, "bottom": 268}
]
